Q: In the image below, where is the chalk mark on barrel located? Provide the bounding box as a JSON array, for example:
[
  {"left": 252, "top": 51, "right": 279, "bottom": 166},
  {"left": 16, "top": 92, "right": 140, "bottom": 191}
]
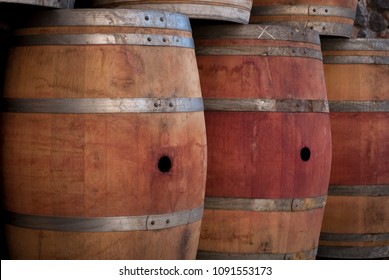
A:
[{"left": 257, "top": 26, "right": 275, "bottom": 40}]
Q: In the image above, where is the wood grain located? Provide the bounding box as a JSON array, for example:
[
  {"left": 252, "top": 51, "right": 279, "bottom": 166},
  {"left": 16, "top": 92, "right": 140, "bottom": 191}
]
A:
[{"left": 199, "top": 209, "right": 324, "bottom": 257}]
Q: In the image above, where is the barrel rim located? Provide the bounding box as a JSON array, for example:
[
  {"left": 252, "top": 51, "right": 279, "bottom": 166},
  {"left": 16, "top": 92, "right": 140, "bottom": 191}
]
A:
[
  {"left": 2, "top": 98, "right": 204, "bottom": 114},
  {"left": 317, "top": 245, "right": 389, "bottom": 259},
  {"left": 328, "top": 184, "right": 389, "bottom": 196},
  {"left": 321, "top": 38, "right": 389, "bottom": 51},
  {"left": 192, "top": 24, "right": 321, "bottom": 45},
  {"left": 323, "top": 55, "right": 389, "bottom": 65},
  {"left": 197, "top": 247, "right": 318, "bottom": 260},
  {"left": 5, "top": 204, "right": 204, "bottom": 232},
  {"left": 19, "top": 8, "right": 192, "bottom": 32},
  {"left": 320, "top": 232, "right": 389, "bottom": 243},
  {"left": 251, "top": 4, "right": 356, "bottom": 19},
  {"left": 91, "top": 1, "right": 252, "bottom": 24},
  {"left": 203, "top": 98, "right": 329, "bottom": 113},
  {"left": 13, "top": 33, "right": 195, "bottom": 48},
  {"left": 204, "top": 194, "right": 328, "bottom": 212}
]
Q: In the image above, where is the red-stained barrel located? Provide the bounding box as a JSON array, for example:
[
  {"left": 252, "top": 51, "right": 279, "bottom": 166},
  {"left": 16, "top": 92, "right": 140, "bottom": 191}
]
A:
[{"left": 194, "top": 24, "right": 332, "bottom": 260}]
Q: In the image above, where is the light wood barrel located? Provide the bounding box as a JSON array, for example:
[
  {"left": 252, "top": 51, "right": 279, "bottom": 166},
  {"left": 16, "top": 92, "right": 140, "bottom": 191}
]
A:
[
  {"left": 318, "top": 38, "right": 389, "bottom": 259},
  {"left": 193, "top": 25, "right": 331, "bottom": 260},
  {"left": 0, "top": 0, "right": 75, "bottom": 8},
  {"left": 250, "top": 0, "right": 358, "bottom": 38},
  {"left": 1, "top": 9, "right": 207, "bottom": 260},
  {"left": 91, "top": 0, "right": 253, "bottom": 24}
]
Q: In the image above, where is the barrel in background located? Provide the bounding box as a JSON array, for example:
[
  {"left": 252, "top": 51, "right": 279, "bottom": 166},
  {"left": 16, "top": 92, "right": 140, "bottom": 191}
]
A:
[
  {"left": 0, "top": 14, "right": 11, "bottom": 261},
  {"left": 194, "top": 25, "right": 332, "bottom": 260},
  {"left": 318, "top": 38, "right": 389, "bottom": 259},
  {"left": 1, "top": 9, "right": 207, "bottom": 260},
  {"left": 90, "top": 0, "right": 254, "bottom": 24},
  {"left": 250, "top": 0, "right": 358, "bottom": 38}
]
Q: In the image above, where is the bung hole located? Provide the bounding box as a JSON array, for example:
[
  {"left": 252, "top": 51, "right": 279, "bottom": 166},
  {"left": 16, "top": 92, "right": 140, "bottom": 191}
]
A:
[
  {"left": 300, "top": 147, "right": 311, "bottom": 162},
  {"left": 158, "top": 156, "right": 172, "bottom": 173}
]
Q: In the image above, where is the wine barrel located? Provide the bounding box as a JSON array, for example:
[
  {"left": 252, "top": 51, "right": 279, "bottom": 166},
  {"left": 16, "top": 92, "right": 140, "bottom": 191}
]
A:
[
  {"left": 193, "top": 25, "right": 331, "bottom": 260},
  {"left": 90, "top": 0, "right": 254, "bottom": 24},
  {"left": 318, "top": 38, "right": 389, "bottom": 259},
  {"left": 249, "top": 0, "right": 358, "bottom": 38},
  {"left": 0, "top": 16, "right": 11, "bottom": 261},
  {"left": 1, "top": 9, "right": 207, "bottom": 260},
  {"left": 0, "top": 0, "right": 75, "bottom": 8}
]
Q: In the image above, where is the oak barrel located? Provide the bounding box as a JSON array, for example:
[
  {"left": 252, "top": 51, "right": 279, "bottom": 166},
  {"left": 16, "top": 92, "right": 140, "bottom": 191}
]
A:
[
  {"left": 1, "top": 9, "right": 207, "bottom": 260},
  {"left": 193, "top": 25, "right": 332, "bottom": 260},
  {"left": 318, "top": 38, "right": 389, "bottom": 259},
  {"left": 91, "top": 0, "right": 254, "bottom": 24},
  {"left": 249, "top": 0, "right": 358, "bottom": 38},
  {"left": 0, "top": 15, "right": 11, "bottom": 261}
]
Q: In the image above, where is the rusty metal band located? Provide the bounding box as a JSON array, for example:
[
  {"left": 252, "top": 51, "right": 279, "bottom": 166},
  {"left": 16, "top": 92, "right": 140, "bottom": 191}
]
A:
[
  {"left": 329, "top": 101, "right": 389, "bottom": 112},
  {"left": 328, "top": 185, "right": 389, "bottom": 196},
  {"left": 251, "top": 5, "right": 356, "bottom": 19},
  {"left": 204, "top": 194, "right": 327, "bottom": 212},
  {"left": 317, "top": 245, "right": 389, "bottom": 259},
  {"left": 204, "top": 98, "right": 329, "bottom": 113},
  {"left": 195, "top": 46, "right": 322, "bottom": 60},
  {"left": 291, "top": 21, "right": 350, "bottom": 37},
  {"left": 197, "top": 247, "right": 318, "bottom": 260},
  {"left": 324, "top": 56, "right": 389, "bottom": 65},
  {"left": 92, "top": 0, "right": 251, "bottom": 10},
  {"left": 5, "top": 204, "right": 204, "bottom": 232},
  {"left": 249, "top": 20, "right": 353, "bottom": 37},
  {"left": 321, "top": 39, "right": 389, "bottom": 52},
  {"left": 93, "top": 3, "right": 251, "bottom": 24},
  {"left": 0, "top": 0, "right": 75, "bottom": 8},
  {"left": 320, "top": 232, "right": 389, "bottom": 243},
  {"left": 14, "top": 33, "right": 194, "bottom": 48},
  {"left": 304, "top": 22, "right": 352, "bottom": 37},
  {"left": 20, "top": 9, "right": 192, "bottom": 31},
  {"left": 2, "top": 97, "right": 204, "bottom": 113},
  {"left": 193, "top": 24, "right": 321, "bottom": 44}
]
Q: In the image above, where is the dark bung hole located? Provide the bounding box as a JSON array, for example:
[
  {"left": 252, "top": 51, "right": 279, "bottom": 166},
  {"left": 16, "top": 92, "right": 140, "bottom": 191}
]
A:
[
  {"left": 158, "top": 156, "right": 172, "bottom": 173},
  {"left": 300, "top": 147, "right": 311, "bottom": 162}
]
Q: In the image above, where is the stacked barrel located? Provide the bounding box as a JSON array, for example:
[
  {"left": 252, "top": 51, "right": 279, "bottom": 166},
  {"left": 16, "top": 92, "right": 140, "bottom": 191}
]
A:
[{"left": 0, "top": 0, "right": 387, "bottom": 260}]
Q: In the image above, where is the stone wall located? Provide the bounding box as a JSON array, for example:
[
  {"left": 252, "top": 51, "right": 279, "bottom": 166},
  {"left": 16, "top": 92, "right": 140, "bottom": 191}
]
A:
[{"left": 354, "top": 0, "right": 389, "bottom": 38}]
